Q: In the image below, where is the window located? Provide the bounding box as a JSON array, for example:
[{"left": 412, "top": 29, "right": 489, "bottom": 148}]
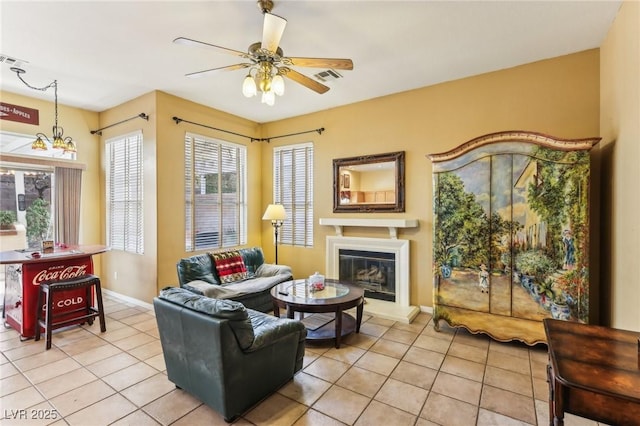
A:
[
  {"left": 106, "top": 131, "right": 144, "bottom": 254},
  {"left": 185, "top": 133, "right": 247, "bottom": 251},
  {"left": 273, "top": 142, "right": 313, "bottom": 247}
]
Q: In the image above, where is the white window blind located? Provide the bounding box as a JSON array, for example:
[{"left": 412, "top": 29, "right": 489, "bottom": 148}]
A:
[
  {"left": 185, "top": 133, "right": 247, "bottom": 251},
  {"left": 106, "top": 131, "right": 144, "bottom": 254},
  {"left": 273, "top": 142, "right": 313, "bottom": 247}
]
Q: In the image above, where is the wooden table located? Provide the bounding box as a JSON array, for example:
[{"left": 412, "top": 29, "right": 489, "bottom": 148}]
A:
[
  {"left": 271, "top": 279, "right": 364, "bottom": 348},
  {"left": 544, "top": 318, "right": 640, "bottom": 425}
]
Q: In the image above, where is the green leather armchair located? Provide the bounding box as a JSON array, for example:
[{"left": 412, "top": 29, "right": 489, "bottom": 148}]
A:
[{"left": 154, "top": 287, "right": 306, "bottom": 422}]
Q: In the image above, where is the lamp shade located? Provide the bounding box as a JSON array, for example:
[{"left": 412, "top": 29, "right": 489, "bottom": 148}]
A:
[{"left": 262, "top": 204, "right": 287, "bottom": 221}]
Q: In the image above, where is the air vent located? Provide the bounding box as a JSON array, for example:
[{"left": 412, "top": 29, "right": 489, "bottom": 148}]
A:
[
  {"left": 0, "top": 54, "right": 27, "bottom": 68},
  {"left": 313, "top": 69, "right": 343, "bottom": 82}
]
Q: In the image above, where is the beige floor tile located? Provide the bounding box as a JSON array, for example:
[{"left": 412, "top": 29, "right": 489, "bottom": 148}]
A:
[
  {"left": 128, "top": 340, "right": 163, "bottom": 361},
  {"left": 402, "top": 346, "right": 445, "bottom": 370},
  {"left": 72, "top": 342, "right": 123, "bottom": 365},
  {"left": 421, "top": 323, "right": 456, "bottom": 342},
  {"left": 484, "top": 365, "right": 533, "bottom": 397},
  {"left": 0, "top": 360, "right": 19, "bottom": 379},
  {"left": 278, "top": 371, "right": 332, "bottom": 406},
  {"left": 341, "top": 331, "right": 378, "bottom": 350},
  {"left": 533, "top": 376, "right": 549, "bottom": 402},
  {"left": 0, "top": 385, "right": 45, "bottom": 411},
  {"left": 312, "top": 385, "right": 370, "bottom": 425},
  {"left": 453, "top": 330, "right": 491, "bottom": 349},
  {"left": 86, "top": 352, "right": 139, "bottom": 377},
  {"left": 431, "top": 371, "right": 483, "bottom": 405},
  {"left": 302, "top": 351, "right": 320, "bottom": 368},
  {"left": 11, "top": 347, "right": 68, "bottom": 372},
  {"left": 49, "top": 379, "right": 115, "bottom": 417},
  {"left": 480, "top": 384, "right": 536, "bottom": 424},
  {"left": 171, "top": 404, "right": 231, "bottom": 426},
  {"left": 56, "top": 334, "right": 109, "bottom": 356},
  {"left": 132, "top": 318, "right": 159, "bottom": 332},
  {"left": 100, "top": 325, "right": 141, "bottom": 343},
  {"left": 390, "top": 360, "right": 438, "bottom": 390},
  {"left": 366, "top": 316, "right": 396, "bottom": 327},
  {"left": 420, "top": 392, "right": 478, "bottom": 426},
  {"left": 368, "top": 337, "right": 410, "bottom": 359},
  {"left": 49, "top": 326, "right": 95, "bottom": 347},
  {"left": 244, "top": 392, "right": 307, "bottom": 425},
  {"left": 119, "top": 312, "right": 156, "bottom": 326},
  {"left": 111, "top": 332, "right": 156, "bottom": 352},
  {"left": 533, "top": 398, "right": 601, "bottom": 426},
  {"left": 335, "top": 365, "right": 387, "bottom": 398},
  {"left": 120, "top": 373, "right": 176, "bottom": 407},
  {"left": 382, "top": 327, "right": 419, "bottom": 345},
  {"left": 36, "top": 366, "right": 98, "bottom": 399},
  {"left": 303, "top": 356, "right": 350, "bottom": 383},
  {"left": 3, "top": 339, "right": 48, "bottom": 362},
  {"left": 489, "top": 340, "right": 531, "bottom": 359},
  {"left": 413, "top": 334, "right": 452, "bottom": 354},
  {"left": 102, "top": 361, "right": 158, "bottom": 391},
  {"left": 23, "top": 356, "right": 82, "bottom": 384},
  {"left": 66, "top": 393, "right": 137, "bottom": 426},
  {"left": 415, "top": 418, "right": 441, "bottom": 426},
  {"left": 322, "top": 344, "right": 366, "bottom": 365},
  {"left": 374, "top": 377, "right": 429, "bottom": 415},
  {"left": 144, "top": 353, "right": 167, "bottom": 372},
  {"left": 355, "top": 400, "right": 417, "bottom": 426},
  {"left": 108, "top": 307, "right": 145, "bottom": 321},
  {"left": 111, "top": 409, "right": 163, "bottom": 426},
  {"left": 447, "top": 341, "right": 489, "bottom": 364},
  {"left": 440, "top": 355, "right": 486, "bottom": 382},
  {"left": 292, "top": 408, "right": 345, "bottom": 426},
  {"left": 354, "top": 350, "right": 399, "bottom": 376},
  {"left": 142, "top": 388, "right": 202, "bottom": 425},
  {"left": 393, "top": 320, "right": 427, "bottom": 334},
  {"left": 358, "top": 322, "right": 389, "bottom": 338},
  {"left": 0, "top": 371, "right": 31, "bottom": 397},
  {"left": 477, "top": 407, "right": 534, "bottom": 425},
  {"left": 487, "top": 350, "right": 532, "bottom": 376}
]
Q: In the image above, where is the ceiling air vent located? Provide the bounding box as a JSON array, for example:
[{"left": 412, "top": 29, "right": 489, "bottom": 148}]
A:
[
  {"left": 313, "top": 69, "right": 343, "bottom": 83},
  {"left": 0, "top": 54, "right": 27, "bottom": 68}
]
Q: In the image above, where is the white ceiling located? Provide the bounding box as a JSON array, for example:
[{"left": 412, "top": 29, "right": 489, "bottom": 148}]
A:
[{"left": 0, "top": 1, "right": 622, "bottom": 124}]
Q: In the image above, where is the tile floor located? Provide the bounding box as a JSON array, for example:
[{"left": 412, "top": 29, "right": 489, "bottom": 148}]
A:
[{"left": 1, "top": 294, "right": 610, "bottom": 426}]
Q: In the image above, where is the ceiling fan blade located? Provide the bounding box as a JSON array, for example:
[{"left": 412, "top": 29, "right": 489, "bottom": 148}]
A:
[
  {"left": 281, "top": 67, "right": 329, "bottom": 94},
  {"left": 173, "top": 37, "right": 246, "bottom": 57},
  {"left": 186, "top": 63, "right": 251, "bottom": 79},
  {"left": 261, "top": 13, "right": 287, "bottom": 53},
  {"left": 286, "top": 57, "right": 354, "bottom": 70}
]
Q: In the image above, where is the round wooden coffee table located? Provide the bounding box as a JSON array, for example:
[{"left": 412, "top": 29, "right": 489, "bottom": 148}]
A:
[{"left": 271, "top": 279, "right": 364, "bottom": 348}]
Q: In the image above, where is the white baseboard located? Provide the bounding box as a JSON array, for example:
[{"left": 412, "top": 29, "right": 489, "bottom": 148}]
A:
[
  {"left": 102, "top": 288, "right": 153, "bottom": 311},
  {"left": 419, "top": 305, "right": 433, "bottom": 314}
]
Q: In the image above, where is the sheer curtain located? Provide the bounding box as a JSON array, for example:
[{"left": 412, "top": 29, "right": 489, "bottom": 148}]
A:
[{"left": 54, "top": 167, "right": 82, "bottom": 245}]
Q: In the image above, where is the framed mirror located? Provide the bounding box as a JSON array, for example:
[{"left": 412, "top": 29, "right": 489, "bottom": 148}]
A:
[{"left": 333, "top": 151, "right": 405, "bottom": 212}]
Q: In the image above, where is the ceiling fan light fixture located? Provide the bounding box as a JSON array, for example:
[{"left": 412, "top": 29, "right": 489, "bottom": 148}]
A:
[
  {"left": 272, "top": 73, "right": 285, "bottom": 96},
  {"left": 242, "top": 74, "right": 257, "bottom": 97},
  {"left": 262, "top": 90, "right": 275, "bottom": 106}
]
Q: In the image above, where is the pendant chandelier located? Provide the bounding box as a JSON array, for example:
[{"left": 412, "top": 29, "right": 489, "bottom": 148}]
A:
[{"left": 10, "top": 67, "right": 76, "bottom": 153}]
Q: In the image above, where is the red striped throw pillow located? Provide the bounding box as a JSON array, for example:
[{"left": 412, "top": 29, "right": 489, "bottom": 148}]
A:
[{"left": 211, "top": 250, "right": 248, "bottom": 284}]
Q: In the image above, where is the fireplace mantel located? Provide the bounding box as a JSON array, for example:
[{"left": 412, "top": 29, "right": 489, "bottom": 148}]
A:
[{"left": 319, "top": 218, "right": 419, "bottom": 239}]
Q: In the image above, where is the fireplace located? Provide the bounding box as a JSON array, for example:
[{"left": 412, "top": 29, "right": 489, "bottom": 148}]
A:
[
  {"left": 339, "top": 249, "right": 395, "bottom": 302},
  {"left": 325, "top": 235, "right": 419, "bottom": 323}
]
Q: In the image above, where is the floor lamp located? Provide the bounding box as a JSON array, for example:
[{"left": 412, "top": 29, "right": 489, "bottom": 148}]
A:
[{"left": 262, "top": 204, "right": 287, "bottom": 264}]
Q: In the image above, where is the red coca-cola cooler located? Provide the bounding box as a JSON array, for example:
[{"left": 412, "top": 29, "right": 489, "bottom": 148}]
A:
[{"left": 4, "top": 256, "right": 94, "bottom": 339}]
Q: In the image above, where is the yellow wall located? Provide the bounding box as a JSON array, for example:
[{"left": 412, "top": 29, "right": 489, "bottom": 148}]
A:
[
  {"left": 600, "top": 1, "right": 640, "bottom": 330},
  {"left": 261, "top": 49, "right": 600, "bottom": 311}
]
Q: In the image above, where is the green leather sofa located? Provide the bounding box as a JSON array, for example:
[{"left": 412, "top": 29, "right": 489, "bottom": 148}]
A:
[
  {"left": 154, "top": 287, "right": 306, "bottom": 422},
  {"left": 176, "top": 247, "right": 292, "bottom": 312}
]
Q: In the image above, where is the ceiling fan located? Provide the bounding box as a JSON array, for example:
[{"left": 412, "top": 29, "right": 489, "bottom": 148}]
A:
[{"left": 174, "top": 0, "right": 353, "bottom": 105}]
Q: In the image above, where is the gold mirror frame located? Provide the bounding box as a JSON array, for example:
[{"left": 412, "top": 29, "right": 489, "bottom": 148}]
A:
[{"left": 333, "top": 151, "right": 405, "bottom": 213}]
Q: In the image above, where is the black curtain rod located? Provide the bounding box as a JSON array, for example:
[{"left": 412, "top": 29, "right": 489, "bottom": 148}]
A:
[
  {"left": 172, "top": 116, "right": 324, "bottom": 143},
  {"left": 90, "top": 113, "right": 149, "bottom": 135}
]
